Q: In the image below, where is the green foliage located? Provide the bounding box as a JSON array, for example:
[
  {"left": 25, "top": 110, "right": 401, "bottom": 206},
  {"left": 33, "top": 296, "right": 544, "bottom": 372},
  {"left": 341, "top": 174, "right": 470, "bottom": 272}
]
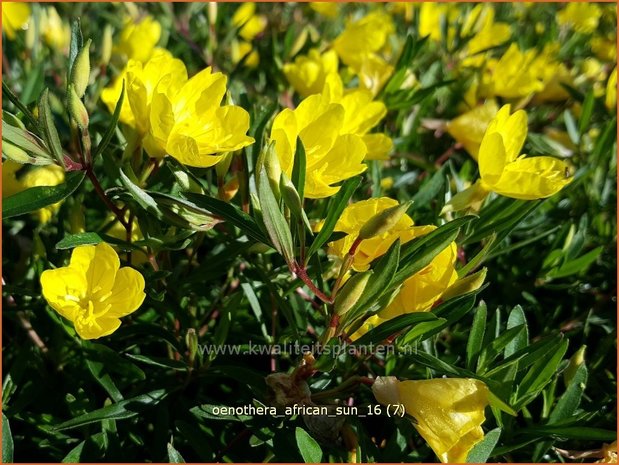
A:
[{"left": 2, "top": 2, "right": 616, "bottom": 463}]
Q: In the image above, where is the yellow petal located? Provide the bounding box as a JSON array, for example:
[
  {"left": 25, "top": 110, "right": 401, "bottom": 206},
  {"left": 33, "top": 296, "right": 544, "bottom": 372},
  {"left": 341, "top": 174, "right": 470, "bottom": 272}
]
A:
[
  {"left": 173, "top": 68, "right": 226, "bottom": 123},
  {"left": 40, "top": 267, "right": 87, "bottom": 322},
  {"left": 362, "top": 133, "right": 393, "bottom": 160},
  {"left": 74, "top": 315, "right": 122, "bottom": 340},
  {"left": 446, "top": 100, "right": 499, "bottom": 160},
  {"left": 491, "top": 156, "right": 572, "bottom": 200},
  {"left": 69, "top": 243, "right": 120, "bottom": 296},
  {"left": 374, "top": 377, "right": 489, "bottom": 463},
  {"left": 478, "top": 132, "right": 507, "bottom": 184},
  {"left": 105, "top": 267, "right": 146, "bottom": 318}
]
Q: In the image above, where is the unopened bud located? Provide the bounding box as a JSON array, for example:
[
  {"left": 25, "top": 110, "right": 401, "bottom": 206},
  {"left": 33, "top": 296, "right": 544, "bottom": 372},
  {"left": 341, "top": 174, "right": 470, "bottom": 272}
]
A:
[
  {"left": 101, "top": 25, "right": 113, "bottom": 66},
  {"left": 358, "top": 200, "right": 413, "bottom": 240},
  {"left": 70, "top": 38, "right": 92, "bottom": 98},
  {"left": 280, "top": 172, "right": 302, "bottom": 216},
  {"left": 185, "top": 328, "right": 198, "bottom": 364},
  {"left": 208, "top": 2, "right": 218, "bottom": 26},
  {"left": 442, "top": 268, "right": 487, "bottom": 301},
  {"left": 334, "top": 271, "right": 372, "bottom": 316},
  {"left": 68, "top": 84, "right": 89, "bottom": 129},
  {"left": 563, "top": 345, "right": 586, "bottom": 386},
  {"left": 371, "top": 376, "right": 401, "bottom": 407},
  {"left": 261, "top": 142, "right": 282, "bottom": 198}
]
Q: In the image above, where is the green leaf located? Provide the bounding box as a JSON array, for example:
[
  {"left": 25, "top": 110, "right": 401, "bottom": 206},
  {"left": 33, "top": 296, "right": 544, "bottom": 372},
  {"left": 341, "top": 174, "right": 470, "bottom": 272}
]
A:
[
  {"left": 504, "top": 306, "right": 528, "bottom": 358},
  {"left": 190, "top": 404, "right": 251, "bottom": 422},
  {"left": 410, "top": 164, "right": 447, "bottom": 211},
  {"left": 467, "top": 427, "right": 501, "bottom": 463},
  {"left": 53, "top": 389, "right": 168, "bottom": 431},
  {"left": 548, "top": 364, "right": 588, "bottom": 424},
  {"left": 68, "top": 19, "right": 84, "bottom": 81},
  {"left": 306, "top": 176, "right": 361, "bottom": 261},
  {"left": 466, "top": 302, "right": 487, "bottom": 371},
  {"left": 354, "top": 312, "right": 438, "bottom": 346},
  {"left": 2, "top": 414, "right": 13, "bottom": 463},
  {"left": 578, "top": 89, "right": 595, "bottom": 137},
  {"left": 56, "top": 232, "right": 103, "bottom": 249},
  {"left": 564, "top": 109, "right": 579, "bottom": 144},
  {"left": 38, "top": 88, "right": 64, "bottom": 166},
  {"left": 126, "top": 354, "right": 188, "bottom": 372},
  {"left": 85, "top": 357, "right": 124, "bottom": 403},
  {"left": 119, "top": 168, "right": 161, "bottom": 217},
  {"left": 291, "top": 137, "right": 306, "bottom": 201},
  {"left": 295, "top": 427, "right": 322, "bottom": 463},
  {"left": 2, "top": 81, "right": 39, "bottom": 129},
  {"left": 257, "top": 166, "right": 295, "bottom": 266},
  {"left": 2, "top": 117, "right": 54, "bottom": 163},
  {"left": 477, "top": 325, "right": 526, "bottom": 374},
  {"left": 183, "top": 193, "right": 268, "bottom": 244},
  {"left": 545, "top": 246, "right": 603, "bottom": 279},
  {"left": 519, "top": 426, "right": 615, "bottom": 441},
  {"left": 341, "top": 240, "right": 401, "bottom": 329},
  {"left": 167, "top": 443, "right": 186, "bottom": 463},
  {"left": 93, "top": 80, "right": 125, "bottom": 159},
  {"left": 464, "top": 199, "right": 540, "bottom": 245},
  {"left": 515, "top": 337, "right": 569, "bottom": 409},
  {"left": 3, "top": 171, "right": 85, "bottom": 219},
  {"left": 395, "top": 216, "right": 476, "bottom": 285}
]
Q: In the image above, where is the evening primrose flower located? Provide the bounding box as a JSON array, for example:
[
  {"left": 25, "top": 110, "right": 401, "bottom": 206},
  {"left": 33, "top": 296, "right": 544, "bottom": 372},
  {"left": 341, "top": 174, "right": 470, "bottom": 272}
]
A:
[
  {"left": 231, "top": 40, "right": 259, "bottom": 68},
  {"left": 114, "top": 15, "right": 161, "bottom": 63},
  {"left": 328, "top": 198, "right": 419, "bottom": 271},
  {"left": 270, "top": 93, "right": 366, "bottom": 199},
  {"left": 445, "top": 105, "right": 572, "bottom": 211},
  {"left": 2, "top": 2, "right": 30, "bottom": 40},
  {"left": 232, "top": 3, "right": 266, "bottom": 42},
  {"left": 460, "top": 5, "right": 511, "bottom": 67},
  {"left": 480, "top": 44, "right": 544, "bottom": 99},
  {"left": 332, "top": 10, "right": 395, "bottom": 94},
  {"left": 102, "top": 49, "right": 254, "bottom": 167},
  {"left": 606, "top": 67, "right": 617, "bottom": 111},
  {"left": 446, "top": 99, "right": 499, "bottom": 160},
  {"left": 372, "top": 377, "right": 489, "bottom": 463},
  {"left": 283, "top": 49, "right": 339, "bottom": 98},
  {"left": 418, "top": 3, "right": 458, "bottom": 42},
  {"left": 557, "top": 2, "right": 602, "bottom": 34},
  {"left": 41, "top": 243, "right": 146, "bottom": 340},
  {"left": 322, "top": 74, "right": 392, "bottom": 160}
]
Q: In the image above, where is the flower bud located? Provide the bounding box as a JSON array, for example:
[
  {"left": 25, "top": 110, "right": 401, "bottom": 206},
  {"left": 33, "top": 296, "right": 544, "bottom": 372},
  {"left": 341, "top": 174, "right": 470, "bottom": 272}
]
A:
[
  {"left": 441, "top": 268, "right": 487, "bottom": 301},
  {"left": 215, "top": 152, "right": 233, "bottom": 179},
  {"left": 358, "top": 200, "right": 413, "bottom": 240},
  {"left": 70, "top": 38, "right": 92, "bottom": 98},
  {"left": 263, "top": 143, "right": 282, "bottom": 199},
  {"left": 68, "top": 84, "right": 89, "bottom": 129},
  {"left": 563, "top": 345, "right": 586, "bottom": 386},
  {"left": 208, "top": 2, "right": 218, "bottom": 26},
  {"left": 334, "top": 271, "right": 372, "bottom": 316},
  {"left": 185, "top": 328, "right": 198, "bottom": 365},
  {"left": 101, "top": 25, "right": 113, "bottom": 66}
]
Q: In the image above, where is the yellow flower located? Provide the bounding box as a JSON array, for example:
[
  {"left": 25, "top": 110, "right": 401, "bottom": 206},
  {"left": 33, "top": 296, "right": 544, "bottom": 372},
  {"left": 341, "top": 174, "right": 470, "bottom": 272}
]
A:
[
  {"left": 2, "top": 2, "right": 30, "bottom": 40},
  {"left": 283, "top": 49, "right": 339, "bottom": 98},
  {"left": 333, "top": 11, "right": 394, "bottom": 68},
  {"left": 322, "top": 74, "right": 392, "bottom": 160},
  {"left": 372, "top": 376, "right": 489, "bottom": 463},
  {"left": 231, "top": 40, "right": 259, "bottom": 68},
  {"left": 446, "top": 99, "right": 499, "bottom": 160},
  {"left": 418, "top": 3, "right": 458, "bottom": 42},
  {"left": 460, "top": 5, "right": 511, "bottom": 68},
  {"left": 530, "top": 44, "right": 572, "bottom": 103},
  {"left": 380, "top": 238, "right": 458, "bottom": 318},
  {"left": 606, "top": 67, "right": 617, "bottom": 111},
  {"left": 310, "top": 2, "right": 339, "bottom": 19},
  {"left": 40, "top": 7, "right": 70, "bottom": 51},
  {"left": 102, "top": 50, "right": 254, "bottom": 167},
  {"left": 270, "top": 93, "right": 366, "bottom": 199},
  {"left": 328, "top": 197, "right": 418, "bottom": 271},
  {"left": 232, "top": 3, "right": 267, "bottom": 42},
  {"left": 445, "top": 105, "right": 572, "bottom": 211},
  {"left": 481, "top": 44, "right": 545, "bottom": 99},
  {"left": 557, "top": 2, "right": 602, "bottom": 34},
  {"left": 114, "top": 15, "right": 162, "bottom": 63},
  {"left": 3, "top": 161, "right": 65, "bottom": 223},
  {"left": 41, "top": 243, "right": 146, "bottom": 340},
  {"left": 355, "top": 54, "right": 395, "bottom": 97}
]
